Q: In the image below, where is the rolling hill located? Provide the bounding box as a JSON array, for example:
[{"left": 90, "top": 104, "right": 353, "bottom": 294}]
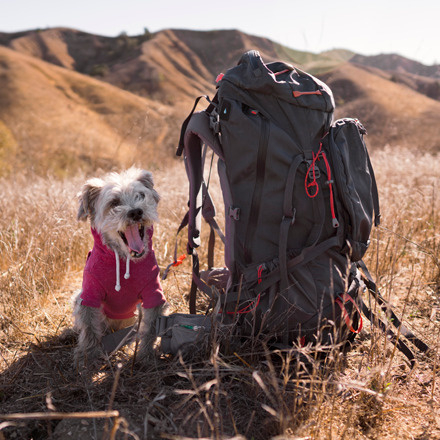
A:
[
  {"left": 0, "top": 27, "right": 439, "bottom": 175},
  {"left": 320, "top": 63, "right": 440, "bottom": 151},
  {"left": 352, "top": 53, "right": 440, "bottom": 101},
  {"left": 0, "top": 44, "right": 180, "bottom": 176}
]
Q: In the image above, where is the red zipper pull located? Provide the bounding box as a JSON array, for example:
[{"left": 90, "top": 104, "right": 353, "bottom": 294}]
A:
[{"left": 293, "top": 90, "right": 322, "bottom": 98}]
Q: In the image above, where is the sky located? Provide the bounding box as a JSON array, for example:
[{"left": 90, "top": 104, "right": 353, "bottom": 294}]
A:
[{"left": 1, "top": 0, "right": 439, "bottom": 66}]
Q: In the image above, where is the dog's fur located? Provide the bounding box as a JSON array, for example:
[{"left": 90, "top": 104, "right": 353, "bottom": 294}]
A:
[{"left": 73, "top": 167, "right": 167, "bottom": 366}]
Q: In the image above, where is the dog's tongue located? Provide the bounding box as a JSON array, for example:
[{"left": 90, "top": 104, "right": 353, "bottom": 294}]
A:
[{"left": 124, "top": 224, "right": 144, "bottom": 254}]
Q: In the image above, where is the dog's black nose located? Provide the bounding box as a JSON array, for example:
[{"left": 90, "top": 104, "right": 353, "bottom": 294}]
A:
[{"left": 128, "top": 208, "right": 143, "bottom": 221}]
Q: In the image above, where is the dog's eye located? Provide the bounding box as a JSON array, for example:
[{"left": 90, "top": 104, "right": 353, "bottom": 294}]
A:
[
  {"left": 136, "top": 192, "right": 145, "bottom": 201},
  {"left": 109, "top": 197, "right": 121, "bottom": 209}
]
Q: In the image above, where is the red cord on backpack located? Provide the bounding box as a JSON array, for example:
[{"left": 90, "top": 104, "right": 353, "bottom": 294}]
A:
[
  {"left": 305, "top": 142, "right": 339, "bottom": 228},
  {"left": 257, "top": 264, "right": 264, "bottom": 284},
  {"left": 305, "top": 143, "right": 322, "bottom": 198},
  {"left": 335, "top": 293, "right": 363, "bottom": 334},
  {"left": 225, "top": 294, "right": 261, "bottom": 315},
  {"left": 321, "top": 151, "right": 339, "bottom": 228}
]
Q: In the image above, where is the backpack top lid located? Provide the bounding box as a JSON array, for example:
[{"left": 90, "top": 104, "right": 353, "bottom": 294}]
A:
[{"left": 221, "top": 50, "right": 335, "bottom": 114}]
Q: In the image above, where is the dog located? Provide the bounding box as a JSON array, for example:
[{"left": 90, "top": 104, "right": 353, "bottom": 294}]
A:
[{"left": 73, "top": 167, "right": 167, "bottom": 366}]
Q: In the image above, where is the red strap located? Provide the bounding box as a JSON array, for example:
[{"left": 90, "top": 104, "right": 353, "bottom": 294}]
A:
[{"left": 335, "top": 293, "right": 363, "bottom": 334}]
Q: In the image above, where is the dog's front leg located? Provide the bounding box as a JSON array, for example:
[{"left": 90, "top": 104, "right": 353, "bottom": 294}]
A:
[
  {"left": 137, "top": 303, "right": 168, "bottom": 363},
  {"left": 73, "top": 302, "right": 107, "bottom": 367}
]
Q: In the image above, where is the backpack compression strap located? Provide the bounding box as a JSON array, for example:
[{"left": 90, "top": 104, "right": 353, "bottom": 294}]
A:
[
  {"left": 358, "top": 296, "right": 416, "bottom": 369},
  {"left": 357, "top": 260, "right": 430, "bottom": 356}
]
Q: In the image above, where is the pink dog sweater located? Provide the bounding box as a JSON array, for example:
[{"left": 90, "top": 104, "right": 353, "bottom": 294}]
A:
[{"left": 80, "top": 227, "right": 166, "bottom": 319}]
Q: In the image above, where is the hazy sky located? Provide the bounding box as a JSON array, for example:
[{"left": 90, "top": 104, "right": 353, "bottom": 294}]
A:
[{"left": 1, "top": 0, "right": 439, "bottom": 65}]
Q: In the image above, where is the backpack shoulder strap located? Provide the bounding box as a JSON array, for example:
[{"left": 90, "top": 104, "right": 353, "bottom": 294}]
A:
[
  {"left": 179, "top": 110, "right": 223, "bottom": 251},
  {"left": 174, "top": 99, "right": 225, "bottom": 313}
]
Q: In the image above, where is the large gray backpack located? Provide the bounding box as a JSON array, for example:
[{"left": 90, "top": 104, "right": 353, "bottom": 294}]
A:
[{"left": 164, "top": 50, "right": 427, "bottom": 359}]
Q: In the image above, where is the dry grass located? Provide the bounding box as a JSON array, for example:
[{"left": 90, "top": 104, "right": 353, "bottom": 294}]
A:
[{"left": 0, "top": 147, "right": 439, "bottom": 440}]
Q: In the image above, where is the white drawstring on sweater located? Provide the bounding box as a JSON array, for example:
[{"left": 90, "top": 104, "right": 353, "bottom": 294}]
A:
[
  {"left": 114, "top": 250, "right": 131, "bottom": 291},
  {"left": 125, "top": 255, "right": 131, "bottom": 280}
]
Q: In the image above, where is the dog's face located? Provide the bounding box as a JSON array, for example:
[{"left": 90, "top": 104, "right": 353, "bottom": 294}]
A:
[{"left": 77, "top": 168, "right": 160, "bottom": 259}]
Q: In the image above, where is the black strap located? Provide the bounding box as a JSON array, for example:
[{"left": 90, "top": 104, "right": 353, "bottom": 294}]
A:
[
  {"left": 243, "top": 116, "right": 270, "bottom": 263},
  {"left": 189, "top": 249, "right": 218, "bottom": 314},
  {"left": 189, "top": 251, "right": 200, "bottom": 314},
  {"left": 176, "top": 95, "right": 212, "bottom": 157},
  {"left": 357, "top": 260, "right": 430, "bottom": 354},
  {"left": 359, "top": 296, "right": 416, "bottom": 368},
  {"left": 255, "top": 236, "right": 339, "bottom": 300},
  {"left": 223, "top": 235, "right": 340, "bottom": 306},
  {"left": 366, "top": 153, "right": 381, "bottom": 226},
  {"left": 279, "top": 155, "right": 303, "bottom": 292},
  {"left": 208, "top": 226, "right": 215, "bottom": 270}
]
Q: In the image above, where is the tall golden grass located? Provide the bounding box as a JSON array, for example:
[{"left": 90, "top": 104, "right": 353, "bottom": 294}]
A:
[{"left": 0, "top": 147, "right": 439, "bottom": 439}]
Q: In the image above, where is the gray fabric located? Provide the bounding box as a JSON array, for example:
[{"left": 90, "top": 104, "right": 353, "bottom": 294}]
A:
[
  {"left": 101, "top": 325, "right": 137, "bottom": 353},
  {"left": 157, "top": 314, "right": 215, "bottom": 355}
]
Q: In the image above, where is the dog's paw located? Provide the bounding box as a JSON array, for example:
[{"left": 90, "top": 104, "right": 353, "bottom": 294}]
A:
[
  {"left": 74, "top": 345, "right": 105, "bottom": 370},
  {"left": 135, "top": 337, "right": 158, "bottom": 365},
  {"left": 58, "top": 328, "right": 78, "bottom": 345}
]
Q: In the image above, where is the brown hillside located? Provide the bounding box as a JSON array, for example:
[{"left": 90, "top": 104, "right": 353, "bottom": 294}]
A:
[
  {"left": 349, "top": 53, "right": 440, "bottom": 102},
  {"left": 351, "top": 53, "right": 440, "bottom": 79},
  {"left": 0, "top": 46, "right": 179, "bottom": 176},
  {"left": 321, "top": 63, "right": 440, "bottom": 150},
  {"left": 1, "top": 27, "right": 440, "bottom": 165},
  {"left": 104, "top": 29, "right": 217, "bottom": 101},
  {"left": 0, "top": 27, "right": 151, "bottom": 75},
  {"left": 0, "top": 28, "right": 287, "bottom": 102}
]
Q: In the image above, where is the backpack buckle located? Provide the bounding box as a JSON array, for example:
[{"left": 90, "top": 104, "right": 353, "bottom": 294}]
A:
[
  {"left": 282, "top": 208, "right": 296, "bottom": 225},
  {"left": 306, "top": 160, "right": 321, "bottom": 180},
  {"left": 229, "top": 206, "right": 240, "bottom": 221},
  {"left": 209, "top": 108, "right": 220, "bottom": 134}
]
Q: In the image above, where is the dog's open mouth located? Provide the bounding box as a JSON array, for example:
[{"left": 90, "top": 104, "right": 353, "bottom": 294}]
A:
[{"left": 119, "top": 223, "right": 146, "bottom": 258}]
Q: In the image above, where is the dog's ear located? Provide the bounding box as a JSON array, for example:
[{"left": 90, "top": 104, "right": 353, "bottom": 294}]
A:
[
  {"left": 77, "top": 178, "right": 104, "bottom": 221},
  {"left": 137, "top": 170, "right": 160, "bottom": 204}
]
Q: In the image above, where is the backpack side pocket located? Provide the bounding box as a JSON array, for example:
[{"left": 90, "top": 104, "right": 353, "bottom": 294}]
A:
[{"left": 326, "top": 119, "right": 379, "bottom": 261}]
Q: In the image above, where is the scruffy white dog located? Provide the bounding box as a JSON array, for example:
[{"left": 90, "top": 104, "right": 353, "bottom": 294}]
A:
[{"left": 73, "top": 167, "right": 167, "bottom": 366}]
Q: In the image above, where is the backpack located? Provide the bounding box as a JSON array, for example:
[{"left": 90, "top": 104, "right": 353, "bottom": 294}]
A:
[{"left": 161, "top": 50, "right": 429, "bottom": 363}]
